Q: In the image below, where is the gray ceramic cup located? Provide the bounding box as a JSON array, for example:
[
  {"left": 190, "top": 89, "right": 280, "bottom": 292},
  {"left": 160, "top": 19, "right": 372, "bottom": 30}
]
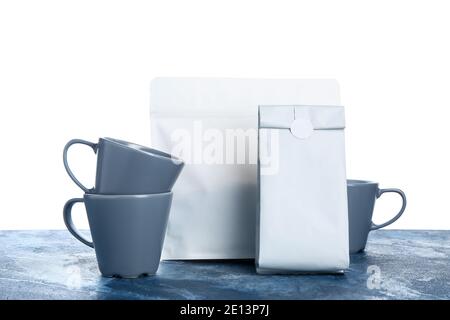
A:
[
  {"left": 63, "top": 192, "right": 173, "bottom": 278},
  {"left": 63, "top": 137, "right": 184, "bottom": 194},
  {"left": 347, "top": 180, "right": 406, "bottom": 253}
]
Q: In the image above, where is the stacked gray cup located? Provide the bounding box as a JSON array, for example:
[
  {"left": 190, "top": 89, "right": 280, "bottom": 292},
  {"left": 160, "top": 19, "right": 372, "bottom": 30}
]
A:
[{"left": 63, "top": 137, "right": 184, "bottom": 278}]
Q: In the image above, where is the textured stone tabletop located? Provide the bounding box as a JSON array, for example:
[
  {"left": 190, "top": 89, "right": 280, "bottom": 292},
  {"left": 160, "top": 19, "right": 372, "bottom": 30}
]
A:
[{"left": 0, "top": 230, "right": 449, "bottom": 300}]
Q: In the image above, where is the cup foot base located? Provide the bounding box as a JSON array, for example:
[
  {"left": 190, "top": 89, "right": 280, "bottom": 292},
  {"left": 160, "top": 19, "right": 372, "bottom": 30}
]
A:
[{"left": 101, "top": 272, "right": 156, "bottom": 279}]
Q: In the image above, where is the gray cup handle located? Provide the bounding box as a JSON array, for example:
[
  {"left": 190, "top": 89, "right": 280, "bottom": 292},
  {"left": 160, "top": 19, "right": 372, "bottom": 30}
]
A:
[
  {"left": 371, "top": 188, "right": 407, "bottom": 231},
  {"left": 63, "top": 139, "right": 97, "bottom": 193},
  {"left": 63, "top": 198, "right": 94, "bottom": 248}
]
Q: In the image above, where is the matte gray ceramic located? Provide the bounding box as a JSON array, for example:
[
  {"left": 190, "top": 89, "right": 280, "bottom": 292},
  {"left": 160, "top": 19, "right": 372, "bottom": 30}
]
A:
[
  {"left": 63, "top": 137, "right": 184, "bottom": 194},
  {"left": 347, "top": 180, "right": 406, "bottom": 254},
  {"left": 63, "top": 192, "right": 173, "bottom": 278}
]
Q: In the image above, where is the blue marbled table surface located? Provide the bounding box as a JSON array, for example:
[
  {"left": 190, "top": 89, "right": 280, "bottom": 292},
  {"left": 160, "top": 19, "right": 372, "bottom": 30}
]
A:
[{"left": 0, "top": 230, "right": 449, "bottom": 300}]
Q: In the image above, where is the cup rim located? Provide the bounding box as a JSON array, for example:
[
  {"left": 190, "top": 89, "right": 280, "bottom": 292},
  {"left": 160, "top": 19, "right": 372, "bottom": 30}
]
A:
[
  {"left": 102, "top": 137, "right": 184, "bottom": 165},
  {"left": 84, "top": 192, "right": 173, "bottom": 199},
  {"left": 347, "top": 179, "right": 378, "bottom": 186}
]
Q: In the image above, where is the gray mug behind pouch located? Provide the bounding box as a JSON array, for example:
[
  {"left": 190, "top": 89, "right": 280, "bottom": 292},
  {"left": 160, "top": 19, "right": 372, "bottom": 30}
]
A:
[{"left": 347, "top": 180, "right": 406, "bottom": 253}]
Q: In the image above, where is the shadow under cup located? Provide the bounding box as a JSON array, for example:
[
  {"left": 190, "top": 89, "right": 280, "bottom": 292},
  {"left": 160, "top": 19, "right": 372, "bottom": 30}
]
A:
[
  {"left": 347, "top": 180, "right": 406, "bottom": 254},
  {"left": 63, "top": 192, "right": 173, "bottom": 278}
]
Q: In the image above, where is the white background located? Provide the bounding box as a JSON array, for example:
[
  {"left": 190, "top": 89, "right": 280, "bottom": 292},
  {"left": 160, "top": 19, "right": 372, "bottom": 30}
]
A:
[{"left": 0, "top": 0, "right": 449, "bottom": 230}]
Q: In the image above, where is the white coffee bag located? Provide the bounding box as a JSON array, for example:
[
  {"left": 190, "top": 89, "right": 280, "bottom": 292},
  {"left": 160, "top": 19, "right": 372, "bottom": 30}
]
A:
[
  {"left": 150, "top": 78, "right": 341, "bottom": 259},
  {"left": 257, "top": 105, "right": 349, "bottom": 273}
]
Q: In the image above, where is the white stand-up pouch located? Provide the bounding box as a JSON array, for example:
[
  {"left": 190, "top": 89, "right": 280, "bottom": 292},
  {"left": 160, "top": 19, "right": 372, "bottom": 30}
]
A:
[
  {"left": 150, "top": 78, "right": 341, "bottom": 259},
  {"left": 257, "top": 105, "right": 349, "bottom": 273}
]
